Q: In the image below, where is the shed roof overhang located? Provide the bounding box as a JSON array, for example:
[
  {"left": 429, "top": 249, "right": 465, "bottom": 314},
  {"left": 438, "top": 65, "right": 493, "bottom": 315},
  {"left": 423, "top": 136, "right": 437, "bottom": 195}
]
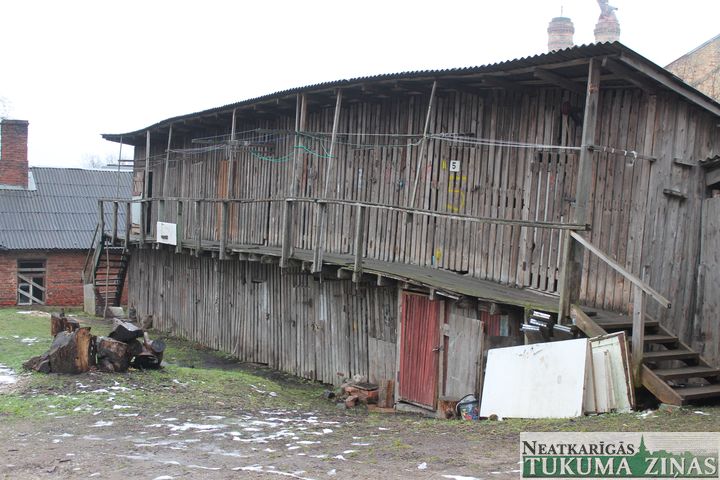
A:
[{"left": 103, "top": 42, "right": 720, "bottom": 146}]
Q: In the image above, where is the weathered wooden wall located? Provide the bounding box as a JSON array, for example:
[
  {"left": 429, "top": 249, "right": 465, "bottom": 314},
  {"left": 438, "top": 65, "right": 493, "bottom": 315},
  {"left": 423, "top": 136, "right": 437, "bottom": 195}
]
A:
[
  {"left": 128, "top": 248, "right": 397, "bottom": 386},
  {"left": 135, "top": 85, "right": 720, "bottom": 349}
]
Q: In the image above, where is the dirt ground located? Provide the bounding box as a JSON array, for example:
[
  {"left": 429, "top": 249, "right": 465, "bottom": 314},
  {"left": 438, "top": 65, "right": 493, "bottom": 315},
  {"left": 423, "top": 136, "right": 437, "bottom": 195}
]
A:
[
  {"left": 2, "top": 310, "right": 720, "bottom": 480},
  {"left": 0, "top": 375, "right": 518, "bottom": 480}
]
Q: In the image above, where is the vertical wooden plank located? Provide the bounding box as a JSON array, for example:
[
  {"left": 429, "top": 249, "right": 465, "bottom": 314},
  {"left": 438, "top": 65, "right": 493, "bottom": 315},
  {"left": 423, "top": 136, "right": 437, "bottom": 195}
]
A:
[{"left": 568, "top": 58, "right": 601, "bottom": 305}]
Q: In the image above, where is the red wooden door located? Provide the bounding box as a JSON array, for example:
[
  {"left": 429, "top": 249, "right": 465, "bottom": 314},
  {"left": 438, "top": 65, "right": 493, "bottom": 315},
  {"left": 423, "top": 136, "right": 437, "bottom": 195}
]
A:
[{"left": 399, "top": 292, "right": 441, "bottom": 408}]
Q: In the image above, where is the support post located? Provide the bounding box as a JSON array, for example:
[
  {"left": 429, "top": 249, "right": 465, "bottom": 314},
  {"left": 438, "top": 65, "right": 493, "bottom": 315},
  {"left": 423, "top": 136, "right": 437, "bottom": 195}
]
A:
[
  {"left": 557, "top": 228, "right": 572, "bottom": 323},
  {"left": 312, "top": 88, "right": 343, "bottom": 272},
  {"left": 409, "top": 80, "right": 438, "bottom": 209},
  {"left": 280, "top": 199, "right": 294, "bottom": 267},
  {"left": 194, "top": 200, "right": 203, "bottom": 256},
  {"left": 352, "top": 204, "right": 366, "bottom": 283},
  {"left": 111, "top": 201, "right": 118, "bottom": 245},
  {"left": 124, "top": 201, "right": 131, "bottom": 251},
  {"left": 567, "top": 58, "right": 601, "bottom": 308},
  {"left": 219, "top": 200, "right": 229, "bottom": 260},
  {"left": 139, "top": 202, "right": 146, "bottom": 247},
  {"left": 97, "top": 200, "right": 105, "bottom": 243},
  {"left": 159, "top": 125, "right": 172, "bottom": 222},
  {"left": 175, "top": 200, "right": 184, "bottom": 254},
  {"left": 631, "top": 268, "right": 648, "bottom": 384}
]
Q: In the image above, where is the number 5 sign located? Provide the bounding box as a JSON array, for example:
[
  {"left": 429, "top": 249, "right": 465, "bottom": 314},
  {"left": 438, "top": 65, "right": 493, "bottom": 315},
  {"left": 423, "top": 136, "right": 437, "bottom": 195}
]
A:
[{"left": 449, "top": 160, "right": 460, "bottom": 172}]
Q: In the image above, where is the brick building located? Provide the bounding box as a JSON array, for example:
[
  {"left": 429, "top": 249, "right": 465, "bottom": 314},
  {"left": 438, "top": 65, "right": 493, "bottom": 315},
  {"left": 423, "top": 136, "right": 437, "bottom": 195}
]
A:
[
  {"left": 0, "top": 119, "right": 132, "bottom": 307},
  {"left": 666, "top": 34, "right": 720, "bottom": 102}
]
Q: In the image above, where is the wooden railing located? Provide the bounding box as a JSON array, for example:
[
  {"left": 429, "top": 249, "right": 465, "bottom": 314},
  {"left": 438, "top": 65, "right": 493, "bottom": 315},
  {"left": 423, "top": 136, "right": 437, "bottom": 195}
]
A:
[
  {"left": 96, "top": 194, "right": 672, "bottom": 381},
  {"left": 559, "top": 230, "right": 672, "bottom": 382}
]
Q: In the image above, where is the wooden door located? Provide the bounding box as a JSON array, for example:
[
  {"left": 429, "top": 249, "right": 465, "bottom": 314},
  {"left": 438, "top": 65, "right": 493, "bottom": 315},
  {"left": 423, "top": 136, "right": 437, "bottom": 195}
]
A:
[
  {"left": 696, "top": 196, "right": 720, "bottom": 365},
  {"left": 398, "top": 292, "right": 442, "bottom": 409},
  {"left": 443, "top": 312, "right": 484, "bottom": 399}
]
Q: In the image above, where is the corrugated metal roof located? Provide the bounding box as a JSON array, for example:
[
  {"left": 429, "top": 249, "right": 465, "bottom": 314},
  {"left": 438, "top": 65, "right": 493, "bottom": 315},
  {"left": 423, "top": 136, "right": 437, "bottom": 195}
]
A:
[
  {"left": 0, "top": 168, "right": 132, "bottom": 250},
  {"left": 103, "top": 42, "right": 720, "bottom": 144}
]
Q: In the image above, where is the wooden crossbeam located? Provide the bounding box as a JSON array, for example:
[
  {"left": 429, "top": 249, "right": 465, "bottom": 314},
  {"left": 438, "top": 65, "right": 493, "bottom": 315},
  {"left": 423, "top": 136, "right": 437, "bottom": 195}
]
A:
[{"left": 534, "top": 68, "right": 586, "bottom": 95}]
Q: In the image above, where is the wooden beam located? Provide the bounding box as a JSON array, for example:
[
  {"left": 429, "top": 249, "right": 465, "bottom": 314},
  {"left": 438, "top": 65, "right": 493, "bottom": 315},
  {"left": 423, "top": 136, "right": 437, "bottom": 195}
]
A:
[
  {"left": 280, "top": 199, "right": 294, "bottom": 268},
  {"left": 175, "top": 200, "right": 183, "bottom": 254},
  {"left": 124, "top": 202, "right": 131, "bottom": 252},
  {"left": 567, "top": 58, "right": 601, "bottom": 306},
  {"left": 570, "top": 305, "right": 607, "bottom": 338},
  {"left": 631, "top": 283, "right": 646, "bottom": 384},
  {"left": 312, "top": 89, "right": 343, "bottom": 272},
  {"left": 219, "top": 200, "right": 229, "bottom": 260},
  {"left": 159, "top": 124, "right": 173, "bottom": 222},
  {"left": 352, "top": 204, "right": 366, "bottom": 282},
  {"left": 601, "top": 57, "right": 657, "bottom": 94},
  {"left": 111, "top": 201, "right": 118, "bottom": 244},
  {"left": 143, "top": 131, "right": 150, "bottom": 199},
  {"left": 557, "top": 229, "right": 572, "bottom": 322},
  {"left": 618, "top": 52, "right": 720, "bottom": 117},
  {"left": 534, "top": 68, "right": 585, "bottom": 96},
  {"left": 409, "top": 80, "right": 438, "bottom": 208}
]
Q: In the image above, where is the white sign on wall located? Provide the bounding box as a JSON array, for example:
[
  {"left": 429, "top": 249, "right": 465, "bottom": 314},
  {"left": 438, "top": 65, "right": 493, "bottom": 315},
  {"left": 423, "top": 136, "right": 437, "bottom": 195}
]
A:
[
  {"left": 449, "top": 160, "right": 461, "bottom": 172},
  {"left": 156, "top": 222, "right": 177, "bottom": 245}
]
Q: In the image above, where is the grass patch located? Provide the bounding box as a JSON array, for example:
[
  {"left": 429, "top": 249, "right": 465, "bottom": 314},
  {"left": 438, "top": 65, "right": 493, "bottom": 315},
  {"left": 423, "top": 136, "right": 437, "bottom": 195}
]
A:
[{"left": 0, "top": 308, "right": 328, "bottom": 420}]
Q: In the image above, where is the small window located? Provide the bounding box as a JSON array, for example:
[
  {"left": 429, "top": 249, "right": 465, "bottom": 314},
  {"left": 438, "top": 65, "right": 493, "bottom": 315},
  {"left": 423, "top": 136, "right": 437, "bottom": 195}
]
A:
[{"left": 17, "top": 259, "right": 46, "bottom": 305}]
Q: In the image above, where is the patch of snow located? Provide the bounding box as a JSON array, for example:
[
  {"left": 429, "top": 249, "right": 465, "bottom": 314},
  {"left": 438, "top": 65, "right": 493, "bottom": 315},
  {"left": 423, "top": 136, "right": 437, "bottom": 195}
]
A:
[
  {"left": 91, "top": 421, "right": 114, "bottom": 427},
  {"left": 417, "top": 462, "right": 428, "bottom": 470}
]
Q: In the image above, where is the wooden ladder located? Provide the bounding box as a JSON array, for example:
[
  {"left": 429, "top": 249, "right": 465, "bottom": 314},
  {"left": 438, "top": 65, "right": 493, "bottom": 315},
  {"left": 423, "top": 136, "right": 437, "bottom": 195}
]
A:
[{"left": 571, "top": 305, "right": 720, "bottom": 406}]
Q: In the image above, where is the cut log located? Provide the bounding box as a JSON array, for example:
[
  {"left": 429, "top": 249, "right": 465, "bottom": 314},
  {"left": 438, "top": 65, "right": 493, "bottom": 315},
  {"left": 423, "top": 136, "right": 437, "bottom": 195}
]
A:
[
  {"left": 109, "top": 318, "right": 144, "bottom": 343},
  {"left": 23, "top": 354, "right": 51, "bottom": 373},
  {"left": 50, "top": 314, "right": 80, "bottom": 337},
  {"left": 47, "top": 328, "right": 94, "bottom": 374},
  {"left": 96, "top": 337, "right": 130, "bottom": 372},
  {"left": 143, "top": 332, "right": 165, "bottom": 364},
  {"left": 126, "top": 338, "right": 144, "bottom": 357}
]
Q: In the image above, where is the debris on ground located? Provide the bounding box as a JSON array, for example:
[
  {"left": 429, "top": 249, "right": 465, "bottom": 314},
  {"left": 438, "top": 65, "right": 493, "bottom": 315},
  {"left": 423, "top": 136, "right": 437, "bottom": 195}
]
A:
[
  {"left": 22, "top": 312, "right": 165, "bottom": 375},
  {"left": 331, "top": 381, "right": 379, "bottom": 409}
]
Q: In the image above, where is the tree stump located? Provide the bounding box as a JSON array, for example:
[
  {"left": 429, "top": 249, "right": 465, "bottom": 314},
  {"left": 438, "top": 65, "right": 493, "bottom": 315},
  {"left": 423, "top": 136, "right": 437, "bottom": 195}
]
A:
[
  {"left": 96, "top": 337, "right": 130, "bottom": 372},
  {"left": 23, "top": 354, "right": 51, "bottom": 373},
  {"left": 47, "top": 328, "right": 94, "bottom": 374}
]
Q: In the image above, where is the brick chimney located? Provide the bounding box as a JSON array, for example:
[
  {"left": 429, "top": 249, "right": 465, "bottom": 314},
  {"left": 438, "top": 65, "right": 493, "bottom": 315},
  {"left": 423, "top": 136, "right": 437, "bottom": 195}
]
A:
[
  {"left": 0, "top": 119, "right": 29, "bottom": 189},
  {"left": 548, "top": 16, "right": 575, "bottom": 52}
]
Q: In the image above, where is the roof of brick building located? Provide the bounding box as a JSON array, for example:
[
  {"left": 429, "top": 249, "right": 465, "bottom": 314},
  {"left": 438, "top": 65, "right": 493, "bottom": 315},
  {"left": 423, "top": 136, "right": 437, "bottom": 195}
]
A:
[{"left": 0, "top": 167, "right": 131, "bottom": 250}]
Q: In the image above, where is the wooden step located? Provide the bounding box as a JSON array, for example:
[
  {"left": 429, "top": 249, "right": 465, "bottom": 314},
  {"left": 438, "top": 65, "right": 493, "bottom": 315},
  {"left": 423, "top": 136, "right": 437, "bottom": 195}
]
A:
[
  {"left": 594, "top": 319, "right": 660, "bottom": 330},
  {"left": 653, "top": 366, "right": 720, "bottom": 381},
  {"left": 643, "top": 334, "right": 679, "bottom": 345},
  {"left": 643, "top": 349, "right": 699, "bottom": 362},
  {"left": 675, "top": 384, "right": 720, "bottom": 401}
]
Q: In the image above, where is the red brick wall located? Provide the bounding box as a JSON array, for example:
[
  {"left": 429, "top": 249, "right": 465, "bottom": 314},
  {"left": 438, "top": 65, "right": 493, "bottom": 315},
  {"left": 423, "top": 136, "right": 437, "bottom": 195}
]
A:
[
  {"left": 0, "top": 120, "right": 29, "bottom": 188},
  {"left": 0, "top": 251, "right": 86, "bottom": 306}
]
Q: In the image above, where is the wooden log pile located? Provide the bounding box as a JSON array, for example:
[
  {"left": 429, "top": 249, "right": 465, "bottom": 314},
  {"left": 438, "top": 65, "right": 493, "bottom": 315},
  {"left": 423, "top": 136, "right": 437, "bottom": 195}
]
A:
[{"left": 24, "top": 314, "right": 165, "bottom": 374}]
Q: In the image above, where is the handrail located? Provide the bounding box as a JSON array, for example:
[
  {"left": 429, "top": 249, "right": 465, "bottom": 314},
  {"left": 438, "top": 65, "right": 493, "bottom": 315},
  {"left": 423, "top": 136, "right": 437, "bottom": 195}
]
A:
[
  {"left": 81, "top": 223, "right": 100, "bottom": 284},
  {"left": 570, "top": 231, "right": 671, "bottom": 309},
  {"left": 98, "top": 196, "right": 590, "bottom": 231}
]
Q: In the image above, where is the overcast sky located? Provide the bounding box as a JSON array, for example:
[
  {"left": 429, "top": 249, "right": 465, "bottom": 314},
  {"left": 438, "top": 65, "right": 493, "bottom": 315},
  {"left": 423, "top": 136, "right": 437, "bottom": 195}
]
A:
[{"left": 1, "top": 0, "right": 718, "bottom": 168}]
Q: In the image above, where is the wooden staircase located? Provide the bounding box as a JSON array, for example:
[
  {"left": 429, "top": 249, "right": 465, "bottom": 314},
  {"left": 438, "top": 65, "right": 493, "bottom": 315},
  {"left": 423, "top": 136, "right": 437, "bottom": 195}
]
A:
[
  {"left": 571, "top": 306, "right": 720, "bottom": 406},
  {"left": 84, "top": 233, "right": 129, "bottom": 316}
]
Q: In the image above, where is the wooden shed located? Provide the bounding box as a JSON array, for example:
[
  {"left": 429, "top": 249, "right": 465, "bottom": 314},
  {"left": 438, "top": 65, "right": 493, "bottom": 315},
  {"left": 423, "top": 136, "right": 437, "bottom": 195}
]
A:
[{"left": 99, "top": 42, "right": 720, "bottom": 410}]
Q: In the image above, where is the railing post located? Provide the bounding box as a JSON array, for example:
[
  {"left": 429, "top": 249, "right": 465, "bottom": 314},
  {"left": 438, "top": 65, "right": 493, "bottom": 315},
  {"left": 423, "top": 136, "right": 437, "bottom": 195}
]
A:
[
  {"left": 139, "top": 201, "right": 146, "bottom": 248},
  {"left": 124, "top": 201, "right": 131, "bottom": 251},
  {"left": 557, "top": 228, "right": 572, "bottom": 323},
  {"left": 352, "top": 204, "right": 366, "bottom": 283},
  {"left": 98, "top": 200, "right": 105, "bottom": 243},
  {"left": 631, "top": 268, "right": 648, "bottom": 384},
  {"left": 219, "top": 200, "right": 229, "bottom": 260},
  {"left": 175, "top": 200, "right": 184, "bottom": 254},
  {"left": 111, "top": 201, "right": 118, "bottom": 245},
  {"left": 280, "top": 199, "right": 294, "bottom": 268},
  {"left": 311, "top": 201, "right": 327, "bottom": 273},
  {"left": 194, "top": 200, "right": 203, "bottom": 256}
]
